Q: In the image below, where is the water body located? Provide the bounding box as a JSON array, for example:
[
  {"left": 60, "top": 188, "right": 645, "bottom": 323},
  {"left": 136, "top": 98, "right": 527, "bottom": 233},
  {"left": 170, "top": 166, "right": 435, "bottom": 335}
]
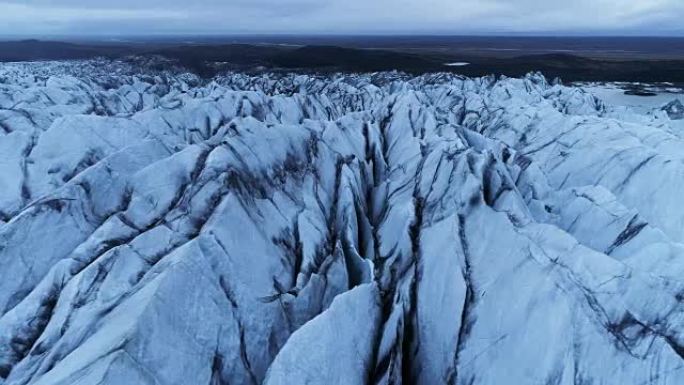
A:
[{"left": 580, "top": 83, "right": 684, "bottom": 110}]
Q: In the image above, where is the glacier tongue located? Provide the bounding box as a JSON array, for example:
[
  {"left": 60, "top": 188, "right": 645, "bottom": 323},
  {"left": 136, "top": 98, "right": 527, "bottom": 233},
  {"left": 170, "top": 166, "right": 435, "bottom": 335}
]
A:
[{"left": 1, "top": 60, "right": 684, "bottom": 384}]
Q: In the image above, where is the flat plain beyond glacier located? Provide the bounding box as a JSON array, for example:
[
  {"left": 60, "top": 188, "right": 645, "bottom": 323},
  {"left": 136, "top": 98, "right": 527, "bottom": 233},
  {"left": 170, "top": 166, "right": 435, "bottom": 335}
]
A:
[{"left": 4, "top": 36, "right": 684, "bottom": 82}]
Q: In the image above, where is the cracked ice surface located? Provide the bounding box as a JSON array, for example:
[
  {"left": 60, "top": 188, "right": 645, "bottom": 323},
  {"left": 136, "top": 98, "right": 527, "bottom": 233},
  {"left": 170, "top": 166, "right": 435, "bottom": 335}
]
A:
[{"left": 2, "top": 59, "right": 684, "bottom": 384}]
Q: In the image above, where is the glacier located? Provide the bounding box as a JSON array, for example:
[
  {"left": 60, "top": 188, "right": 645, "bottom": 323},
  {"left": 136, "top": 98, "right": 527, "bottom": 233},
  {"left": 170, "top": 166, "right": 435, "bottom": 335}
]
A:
[{"left": 1, "top": 59, "right": 684, "bottom": 384}]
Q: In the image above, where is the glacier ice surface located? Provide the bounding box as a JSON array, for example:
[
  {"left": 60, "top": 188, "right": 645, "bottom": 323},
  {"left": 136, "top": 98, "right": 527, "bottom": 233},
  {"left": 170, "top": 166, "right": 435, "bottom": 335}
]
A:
[{"left": 1, "top": 60, "right": 684, "bottom": 384}]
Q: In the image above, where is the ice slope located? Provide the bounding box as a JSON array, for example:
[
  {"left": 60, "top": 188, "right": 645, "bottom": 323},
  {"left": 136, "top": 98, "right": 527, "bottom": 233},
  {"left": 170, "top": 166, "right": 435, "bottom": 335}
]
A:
[{"left": 1, "top": 60, "right": 684, "bottom": 384}]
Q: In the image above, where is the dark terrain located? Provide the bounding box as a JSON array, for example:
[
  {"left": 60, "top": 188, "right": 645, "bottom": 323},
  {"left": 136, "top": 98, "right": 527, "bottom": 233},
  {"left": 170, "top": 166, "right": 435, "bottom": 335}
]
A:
[{"left": 2, "top": 36, "right": 684, "bottom": 82}]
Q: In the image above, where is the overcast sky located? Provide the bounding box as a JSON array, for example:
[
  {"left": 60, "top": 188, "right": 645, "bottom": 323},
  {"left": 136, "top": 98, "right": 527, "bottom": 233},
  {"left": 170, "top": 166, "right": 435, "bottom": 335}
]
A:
[{"left": 1, "top": 0, "right": 683, "bottom": 36}]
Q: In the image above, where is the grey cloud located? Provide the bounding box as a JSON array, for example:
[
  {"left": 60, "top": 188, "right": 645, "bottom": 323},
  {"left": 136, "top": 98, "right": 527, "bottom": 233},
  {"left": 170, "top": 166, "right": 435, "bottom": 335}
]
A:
[{"left": 0, "top": 0, "right": 682, "bottom": 36}]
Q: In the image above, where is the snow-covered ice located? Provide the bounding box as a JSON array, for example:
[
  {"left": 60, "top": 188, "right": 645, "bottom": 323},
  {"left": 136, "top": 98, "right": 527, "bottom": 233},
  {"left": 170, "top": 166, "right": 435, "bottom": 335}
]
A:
[{"left": 1, "top": 59, "right": 684, "bottom": 384}]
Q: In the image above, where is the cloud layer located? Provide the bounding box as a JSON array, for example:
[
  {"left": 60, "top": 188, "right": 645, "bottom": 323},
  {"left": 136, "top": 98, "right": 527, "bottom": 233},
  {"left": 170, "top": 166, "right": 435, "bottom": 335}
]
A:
[{"left": 0, "top": 0, "right": 682, "bottom": 36}]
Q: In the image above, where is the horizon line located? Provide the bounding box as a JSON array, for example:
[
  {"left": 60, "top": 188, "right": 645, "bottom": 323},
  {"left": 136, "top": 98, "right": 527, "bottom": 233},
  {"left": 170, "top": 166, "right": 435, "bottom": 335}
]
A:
[{"left": 2, "top": 32, "right": 684, "bottom": 40}]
